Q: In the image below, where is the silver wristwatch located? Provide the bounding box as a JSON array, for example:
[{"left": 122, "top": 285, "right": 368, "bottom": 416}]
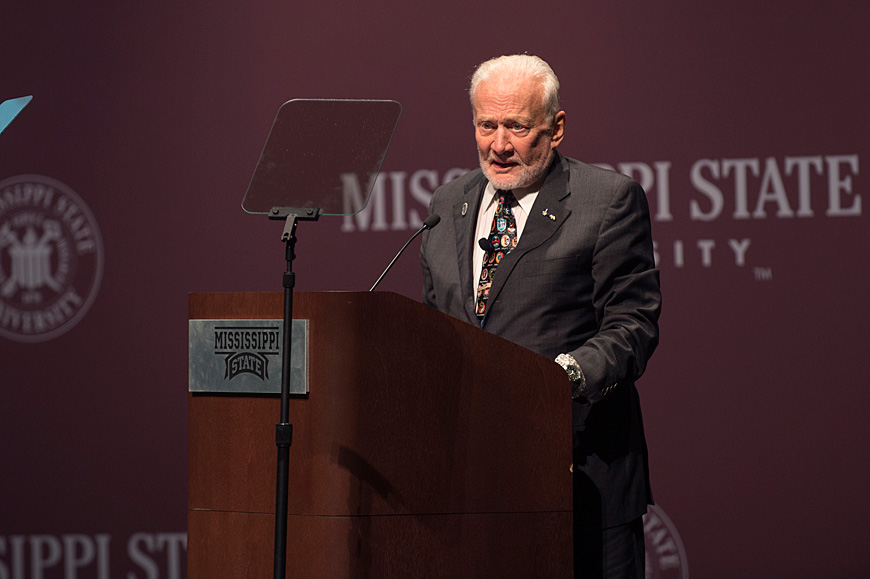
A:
[{"left": 555, "top": 353, "right": 588, "bottom": 401}]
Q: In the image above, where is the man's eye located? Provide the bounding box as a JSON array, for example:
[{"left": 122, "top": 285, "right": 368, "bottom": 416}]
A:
[{"left": 512, "top": 124, "right": 526, "bottom": 131}]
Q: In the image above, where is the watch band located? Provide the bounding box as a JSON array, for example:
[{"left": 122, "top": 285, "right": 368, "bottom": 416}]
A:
[{"left": 555, "top": 353, "right": 588, "bottom": 401}]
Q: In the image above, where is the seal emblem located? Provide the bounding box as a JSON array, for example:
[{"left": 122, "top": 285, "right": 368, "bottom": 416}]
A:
[
  {"left": 643, "top": 504, "right": 689, "bottom": 579},
  {"left": 0, "top": 175, "right": 103, "bottom": 342}
]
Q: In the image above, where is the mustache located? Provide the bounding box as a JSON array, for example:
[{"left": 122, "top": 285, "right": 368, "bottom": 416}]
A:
[{"left": 485, "top": 154, "right": 520, "bottom": 164}]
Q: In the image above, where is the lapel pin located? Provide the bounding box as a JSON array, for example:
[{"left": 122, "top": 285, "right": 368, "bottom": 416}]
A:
[
  {"left": 542, "top": 208, "right": 556, "bottom": 220},
  {"left": 462, "top": 202, "right": 468, "bottom": 216}
]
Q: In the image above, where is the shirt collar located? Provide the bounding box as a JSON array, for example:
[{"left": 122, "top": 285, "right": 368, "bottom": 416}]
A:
[{"left": 482, "top": 182, "right": 539, "bottom": 215}]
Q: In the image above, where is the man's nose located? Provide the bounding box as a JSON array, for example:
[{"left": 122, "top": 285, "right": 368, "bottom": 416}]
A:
[{"left": 492, "top": 127, "right": 512, "bottom": 154}]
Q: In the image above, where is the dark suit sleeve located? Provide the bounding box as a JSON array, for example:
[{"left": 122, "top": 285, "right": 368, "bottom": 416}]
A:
[
  {"left": 420, "top": 228, "right": 436, "bottom": 308},
  {"left": 569, "top": 179, "right": 660, "bottom": 404},
  {"left": 420, "top": 193, "right": 440, "bottom": 309}
]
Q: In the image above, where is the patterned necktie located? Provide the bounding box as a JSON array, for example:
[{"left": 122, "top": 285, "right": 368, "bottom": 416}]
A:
[{"left": 476, "top": 190, "right": 518, "bottom": 320}]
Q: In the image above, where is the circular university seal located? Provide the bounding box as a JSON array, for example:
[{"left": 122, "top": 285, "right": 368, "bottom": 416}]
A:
[
  {"left": 0, "top": 175, "right": 104, "bottom": 343},
  {"left": 644, "top": 504, "right": 689, "bottom": 579}
]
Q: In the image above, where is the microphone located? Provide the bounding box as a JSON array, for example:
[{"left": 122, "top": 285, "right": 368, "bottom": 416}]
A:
[
  {"left": 478, "top": 237, "right": 495, "bottom": 253},
  {"left": 370, "top": 214, "right": 441, "bottom": 291}
]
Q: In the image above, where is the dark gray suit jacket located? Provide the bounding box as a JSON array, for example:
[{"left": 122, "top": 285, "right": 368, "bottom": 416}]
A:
[{"left": 420, "top": 151, "right": 661, "bottom": 528}]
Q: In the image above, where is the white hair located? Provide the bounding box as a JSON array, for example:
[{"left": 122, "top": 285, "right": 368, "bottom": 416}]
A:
[{"left": 469, "top": 54, "right": 561, "bottom": 121}]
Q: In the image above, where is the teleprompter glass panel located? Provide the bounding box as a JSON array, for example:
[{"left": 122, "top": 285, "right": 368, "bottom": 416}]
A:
[{"left": 242, "top": 99, "right": 401, "bottom": 216}]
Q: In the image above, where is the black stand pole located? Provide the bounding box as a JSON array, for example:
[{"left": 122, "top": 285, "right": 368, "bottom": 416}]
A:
[{"left": 270, "top": 206, "right": 320, "bottom": 579}]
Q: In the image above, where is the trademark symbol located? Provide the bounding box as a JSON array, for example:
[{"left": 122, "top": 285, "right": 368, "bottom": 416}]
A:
[{"left": 754, "top": 267, "right": 773, "bottom": 281}]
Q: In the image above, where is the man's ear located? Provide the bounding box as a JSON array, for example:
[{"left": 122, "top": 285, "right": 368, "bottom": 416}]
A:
[{"left": 550, "top": 111, "right": 566, "bottom": 148}]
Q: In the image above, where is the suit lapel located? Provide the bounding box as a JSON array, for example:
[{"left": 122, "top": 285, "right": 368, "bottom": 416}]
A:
[
  {"left": 452, "top": 174, "right": 487, "bottom": 323},
  {"left": 482, "top": 154, "right": 572, "bottom": 326}
]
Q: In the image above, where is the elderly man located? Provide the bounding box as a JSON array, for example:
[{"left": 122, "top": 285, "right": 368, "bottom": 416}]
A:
[{"left": 420, "top": 54, "right": 661, "bottom": 578}]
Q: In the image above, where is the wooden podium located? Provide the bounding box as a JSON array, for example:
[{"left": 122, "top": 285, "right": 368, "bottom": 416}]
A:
[{"left": 188, "top": 291, "right": 572, "bottom": 578}]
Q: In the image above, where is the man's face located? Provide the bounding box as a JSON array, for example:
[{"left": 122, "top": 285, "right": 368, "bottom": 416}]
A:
[{"left": 473, "top": 76, "right": 565, "bottom": 194}]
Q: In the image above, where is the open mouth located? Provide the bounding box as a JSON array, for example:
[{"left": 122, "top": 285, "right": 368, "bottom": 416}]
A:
[{"left": 490, "top": 160, "right": 517, "bottom": 170}]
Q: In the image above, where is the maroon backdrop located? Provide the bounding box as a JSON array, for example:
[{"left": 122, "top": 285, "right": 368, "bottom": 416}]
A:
[{"left": 3, "top": 1, "right": 868, "bottom": 577}]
